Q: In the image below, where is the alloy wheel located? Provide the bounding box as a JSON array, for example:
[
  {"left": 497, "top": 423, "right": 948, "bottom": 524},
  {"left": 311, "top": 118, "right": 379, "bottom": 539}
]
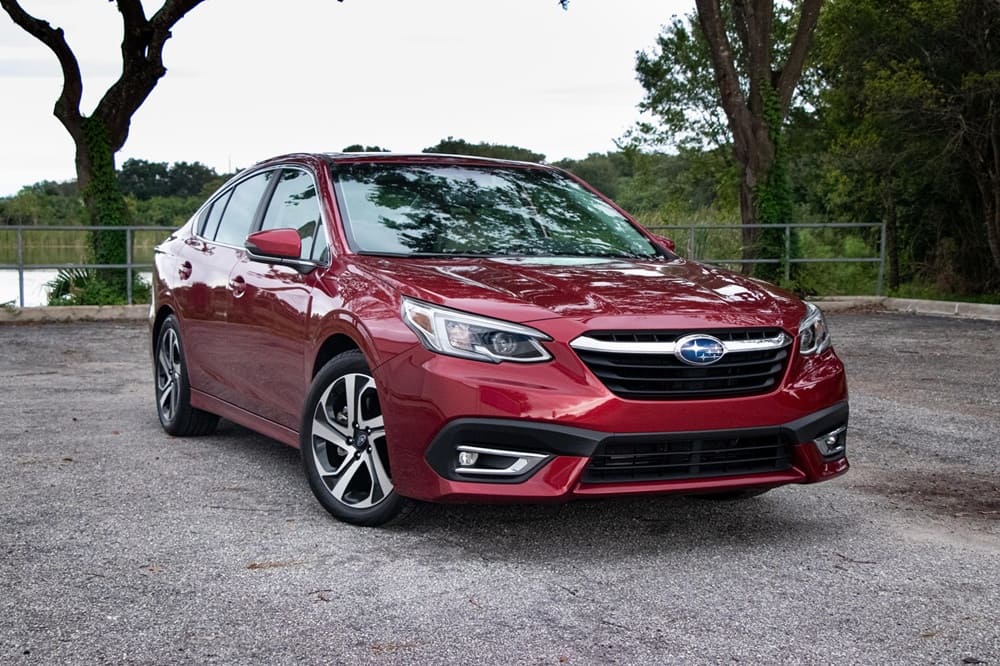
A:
[
  {"left": 309, "top": 372, "right": 393, "bottom": 509},
  {"left": 156, "top": 327, "right": 182, "bottom": 423}
]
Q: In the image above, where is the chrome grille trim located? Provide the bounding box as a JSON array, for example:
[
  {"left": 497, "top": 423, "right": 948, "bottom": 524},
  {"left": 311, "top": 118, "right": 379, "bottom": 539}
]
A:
[
  {"left": 570, "top": 331, "right": 791, "bottom": 355},
  {"left": 570, "top": 328, "right": 794, "bottom": 400}
]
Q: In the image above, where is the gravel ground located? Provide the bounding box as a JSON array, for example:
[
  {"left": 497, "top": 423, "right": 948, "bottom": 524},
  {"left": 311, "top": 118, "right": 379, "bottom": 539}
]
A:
[{"left": 0, "top": 312, "right": 997, "bottom": 665}]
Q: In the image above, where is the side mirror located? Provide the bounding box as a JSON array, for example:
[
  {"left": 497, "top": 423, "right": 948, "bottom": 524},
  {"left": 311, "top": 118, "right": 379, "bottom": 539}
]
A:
[
  {"left": 245, "top": 228, "right": 316, "bottom": 274},
  {"left": 245, "top": 228, "right": 302, "bottom": 260},
  {"left": 651, "top": 233, "right": 676, "bottom": 253}
]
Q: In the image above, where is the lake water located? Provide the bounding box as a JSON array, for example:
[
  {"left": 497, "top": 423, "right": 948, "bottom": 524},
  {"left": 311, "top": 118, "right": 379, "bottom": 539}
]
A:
[{"left": 1, "top": 269, "right": 152, "bottom": 308}]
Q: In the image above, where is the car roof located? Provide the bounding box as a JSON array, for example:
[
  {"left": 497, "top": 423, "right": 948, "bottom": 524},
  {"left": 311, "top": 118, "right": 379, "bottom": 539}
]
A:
[{"left": 253, "top": 152, "right": 556, "bottom": 171}]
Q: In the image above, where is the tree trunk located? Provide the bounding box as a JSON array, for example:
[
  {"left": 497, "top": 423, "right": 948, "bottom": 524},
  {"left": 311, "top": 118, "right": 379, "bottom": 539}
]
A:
[
  {"left": 982, "top": 174, "right": 1000, "bottom": 277},
  {"left": 987, "top": 123, "right": 1000, "bottom": 277},
  {"left": 78, "top": 116, "right": 130, "bottom": 288},
  {"left": 1, "top": 0, "right": 208, "bottom": 301},
  {"left": 695, "top": 0, "right": 823, "bottom": 279}
]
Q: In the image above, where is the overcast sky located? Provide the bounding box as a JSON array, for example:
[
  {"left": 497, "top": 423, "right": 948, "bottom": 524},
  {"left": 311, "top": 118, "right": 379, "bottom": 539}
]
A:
[{"left": 0, "top": 0, "right": 690, "bottom": 196}]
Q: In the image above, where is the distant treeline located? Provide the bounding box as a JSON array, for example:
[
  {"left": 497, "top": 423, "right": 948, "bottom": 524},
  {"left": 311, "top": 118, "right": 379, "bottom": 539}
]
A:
[
  {"left": 0, "top": 137, "right": 732, "bottom": 229},
  {"left": 0, "top": 135, "right": 994, "bottom": 301}
]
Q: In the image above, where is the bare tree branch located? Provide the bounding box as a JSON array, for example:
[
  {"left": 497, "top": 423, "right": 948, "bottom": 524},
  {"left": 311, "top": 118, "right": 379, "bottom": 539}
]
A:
[
  {"left": 0, "top": 0, "right": 83, "bottom": 137},
  {"left": 695, "top": 0, "right": 754, "bottom": 163},
  {"left": 93, "top": 0, "right": 208, "bottom": 152},
  {"left": 150, "top": 0, "right": 206, "bottom": 31},
  {"left": 776, "top": 0, "right": 823, "bottom": 115}
]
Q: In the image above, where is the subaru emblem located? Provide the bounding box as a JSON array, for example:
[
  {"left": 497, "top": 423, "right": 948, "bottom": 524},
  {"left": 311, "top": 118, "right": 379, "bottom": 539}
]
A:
[{"left": 675, "top": 334, "right": 726, "bottom": 366}]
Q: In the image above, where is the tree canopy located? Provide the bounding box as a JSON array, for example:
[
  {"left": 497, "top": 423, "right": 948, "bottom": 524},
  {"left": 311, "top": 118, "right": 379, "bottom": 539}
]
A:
[
  {"left": 423, "top": 137, "right": 546, "bottom": 163},
  {"left": 634, "top": 0, "right": 824, "bottom": 278}
]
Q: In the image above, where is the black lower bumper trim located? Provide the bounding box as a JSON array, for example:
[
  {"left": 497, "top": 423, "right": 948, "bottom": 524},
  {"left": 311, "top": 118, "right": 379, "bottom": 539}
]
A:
[{"left": 423, "top": 401, "right": 849, "bottom": 484}]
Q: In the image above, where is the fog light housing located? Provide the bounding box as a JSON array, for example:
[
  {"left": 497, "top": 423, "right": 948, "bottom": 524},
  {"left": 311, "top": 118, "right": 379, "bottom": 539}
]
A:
[
  {"left": 454, "top": 444, "right": 549, "bottom": 477},
  {"left": 813, "top": 426, "right": 847, "bottom": 458}
]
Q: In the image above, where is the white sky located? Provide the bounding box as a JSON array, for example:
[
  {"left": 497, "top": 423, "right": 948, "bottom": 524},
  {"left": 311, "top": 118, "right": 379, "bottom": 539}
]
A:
[{"left": 0, "top": 0, "right": 689, "bottom": 197}]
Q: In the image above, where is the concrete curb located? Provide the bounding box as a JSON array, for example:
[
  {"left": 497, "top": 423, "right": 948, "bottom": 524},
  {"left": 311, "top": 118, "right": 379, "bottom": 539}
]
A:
[
  {"left": 813, "top": 296, "right": 1000, "bottom": 321},
  {"left": 0, "top": 304, "right": 148, "bottom": 324},
  {"left": 2, "top": 298, "right": 998, "bottom": 324}
]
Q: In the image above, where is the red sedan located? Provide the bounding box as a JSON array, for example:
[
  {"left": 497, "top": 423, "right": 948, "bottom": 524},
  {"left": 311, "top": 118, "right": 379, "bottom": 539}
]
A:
[{"left": 151, "top": 153, "right": 848, "bottom": 525}]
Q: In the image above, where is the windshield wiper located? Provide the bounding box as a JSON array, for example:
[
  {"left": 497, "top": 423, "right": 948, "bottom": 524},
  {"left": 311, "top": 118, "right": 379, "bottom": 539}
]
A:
[
  {"left": 539, "top": 251, "right": 657, "bottom": 260},
  {"left": 358, "top": 251, "right": 501, "bottom": 259}
]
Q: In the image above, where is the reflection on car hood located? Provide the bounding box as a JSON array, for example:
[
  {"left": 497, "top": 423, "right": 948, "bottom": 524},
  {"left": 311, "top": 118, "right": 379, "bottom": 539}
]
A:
[{"left": 351, "top": 255, "right": 803, "bottom": 327}]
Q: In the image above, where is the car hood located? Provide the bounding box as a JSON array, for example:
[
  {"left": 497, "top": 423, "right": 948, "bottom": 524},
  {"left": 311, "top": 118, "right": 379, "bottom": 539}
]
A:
[{"left": 348, "top": 255, "right": 805, "bottom": 328}]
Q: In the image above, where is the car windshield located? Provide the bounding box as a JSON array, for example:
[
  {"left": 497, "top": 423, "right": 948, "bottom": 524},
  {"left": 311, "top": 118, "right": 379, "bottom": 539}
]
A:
[{"left": 330, "top": 163, "right": 660, "bottom": 259}]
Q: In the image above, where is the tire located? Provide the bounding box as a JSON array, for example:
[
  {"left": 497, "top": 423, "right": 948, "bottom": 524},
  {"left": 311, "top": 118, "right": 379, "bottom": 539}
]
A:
[
  {"left": 300, "top": 350, "right": 414, "bottom": 526},
  {"left": 154, "top": 315, "right": 219, "bottom": 436}
]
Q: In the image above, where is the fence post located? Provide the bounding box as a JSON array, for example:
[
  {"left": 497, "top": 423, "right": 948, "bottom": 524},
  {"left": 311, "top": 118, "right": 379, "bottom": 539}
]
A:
[
  {"left": 876, "top": 221, "right": 886, "bottom": 296},
  {"left": 126, "top": 228, "right": 133, "bottom": 305},
  {"left": 688, "top": 227, "right": 695, "bottom": 259},
  {"left": 784, "top": 224, "right": 791, "bottom": 283},
  {"left": 16, "top": 227, "right": 25, "bottom": 308}
]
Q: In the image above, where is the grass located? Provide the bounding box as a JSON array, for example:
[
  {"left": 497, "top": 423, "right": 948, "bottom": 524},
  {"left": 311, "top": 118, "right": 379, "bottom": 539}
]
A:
[{"left": 890, "top": 284, "right": 1000, "bottom": 305}]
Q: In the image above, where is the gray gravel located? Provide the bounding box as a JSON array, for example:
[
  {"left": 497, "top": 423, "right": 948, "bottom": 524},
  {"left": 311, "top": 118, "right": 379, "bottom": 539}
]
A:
[{"left": 1, "top": 312, "right": 998, "bottom": 665}]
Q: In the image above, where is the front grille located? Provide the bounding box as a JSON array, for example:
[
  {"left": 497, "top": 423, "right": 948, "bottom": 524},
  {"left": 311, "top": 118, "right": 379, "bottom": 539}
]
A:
[
  {"left": 583, "top": 433, "right": 792, "bottom": 483},
  {"left": 572, "top": 328, "right": 792, "bottom": 400}
]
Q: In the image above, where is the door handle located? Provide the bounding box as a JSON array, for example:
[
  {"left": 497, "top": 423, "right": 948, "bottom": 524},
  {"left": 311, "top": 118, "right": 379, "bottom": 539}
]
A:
[
  {"left": 178, "top": 261, "right": 192, "bottom": 280},
  {"left": 229, "top": 275, "right": 246, "bottom": 297}
]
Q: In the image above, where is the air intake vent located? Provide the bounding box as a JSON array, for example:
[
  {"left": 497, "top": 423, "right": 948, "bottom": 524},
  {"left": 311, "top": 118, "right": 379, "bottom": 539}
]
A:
[{"left": 583, "top": 433, "right": 792, "bottom": 483}]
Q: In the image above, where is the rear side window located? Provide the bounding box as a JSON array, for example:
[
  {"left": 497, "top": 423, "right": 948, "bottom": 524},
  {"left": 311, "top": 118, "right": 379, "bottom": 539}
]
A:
[
  {"left": 214, "top": 172, "right": 273, "bottom": 246},
  {"left": 259, "top": 169, "right": 324, "bottom": 261},
  {"left": 199, "top": 190, "right": 231, "bottom": 239}
]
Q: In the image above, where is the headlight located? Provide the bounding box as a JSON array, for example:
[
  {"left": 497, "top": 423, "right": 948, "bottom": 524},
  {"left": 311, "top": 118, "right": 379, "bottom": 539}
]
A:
[
  {"left": 401, "top": 297, "right": 552, "bottom": 363},
  {"left": 798, "top": 302, "right": 831, "bottom": 355}
]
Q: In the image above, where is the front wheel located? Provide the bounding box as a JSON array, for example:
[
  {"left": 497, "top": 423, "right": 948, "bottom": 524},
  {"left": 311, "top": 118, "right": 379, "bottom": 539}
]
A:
[{"left": 300, "top": 350, "right": 413, "bottom": 526}]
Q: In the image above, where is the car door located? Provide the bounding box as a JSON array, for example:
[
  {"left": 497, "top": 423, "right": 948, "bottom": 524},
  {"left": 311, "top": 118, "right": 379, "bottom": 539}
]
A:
[
  {"left": 180, "top": 170, "right": 277, "bottom": 405},
  {"left": 225, "top": 167, "right": 327, "bottom": 429}
]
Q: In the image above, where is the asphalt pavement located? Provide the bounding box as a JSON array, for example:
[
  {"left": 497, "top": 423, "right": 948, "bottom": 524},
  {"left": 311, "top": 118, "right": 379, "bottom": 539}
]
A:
[{"left": 1, "top": 312, "right": 998, "bottom": 665}]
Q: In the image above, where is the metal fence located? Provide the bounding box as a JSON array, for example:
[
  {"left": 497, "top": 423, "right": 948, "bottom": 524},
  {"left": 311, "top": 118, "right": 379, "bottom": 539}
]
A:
[
  {"left": 0, "top": 224, "right": 177, "bottom": 308},
  {"left": 1, "top": 221, "right": 886, "bottom": 308},
  {"left": 647, "top": 222, "right": 886, "bottom": 295}
]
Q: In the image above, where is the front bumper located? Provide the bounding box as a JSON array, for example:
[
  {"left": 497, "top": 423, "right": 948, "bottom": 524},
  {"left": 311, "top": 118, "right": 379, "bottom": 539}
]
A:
[
  {"left": 417, "top": 402, "right": 848, "bottom": 502},
  {"left": 377, "top": 343, "right": 849, "bottom": 503}
]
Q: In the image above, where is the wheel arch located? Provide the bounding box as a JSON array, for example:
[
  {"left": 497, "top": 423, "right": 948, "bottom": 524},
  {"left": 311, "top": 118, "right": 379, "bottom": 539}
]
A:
[
  {"left": 311, "top": 333, "right": 363, "bottom": 379},
  {"left": 151, "top": 305, "right": 174, "bottom": 355}
]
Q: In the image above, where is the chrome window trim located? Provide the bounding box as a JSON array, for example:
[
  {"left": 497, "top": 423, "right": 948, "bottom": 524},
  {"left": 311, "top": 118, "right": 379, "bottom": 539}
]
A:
[
  {"left": 192, "top": 167, "right": 279, "bottom": 248},
  {"left": 193, "top": 164, "right": 333, "bottom": 268},
  {"left": 569, "top": 332, "right": 791, "bottom": 355}
]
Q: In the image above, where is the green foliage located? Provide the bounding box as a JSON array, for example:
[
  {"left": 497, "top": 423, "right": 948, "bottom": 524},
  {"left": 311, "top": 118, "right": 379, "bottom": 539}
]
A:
[
  {"left": 423, "top": 137, "right": 545, "bottom": 163},
  {"left": 558, "top": 148, "right": 739, "bottom": 225},
  {"left": 633, "top": 12, "right": 729, "bottom": 150},
  {"left": 816, "top": 0, "right": 1000, "bottom": 291},
  {"left": 118, "top": 158, "right": 221, "bottom": 199},
  {"left": 552, "top": 152, "right": 631, "bottom": 199},
  {"left": 633, "top": 4, "right": 815, "bottom": 152},
  {"left": 127, "top": 195, "right": 203, "bottom": 227},
  {"left": 342, "top": 144, "right": 391, "bottom": 153},
  {"left": 81, "top": 117, "right": 130, "bottom": 293},
  {"left": 45, "top": 268, "right": 150, "bottom": 306},
  {"left": 890, "top": 282, "right": 1000, "bottom": 305},
  {"left": 0, "top": 184, "right": 86, "bottom": 226},
  {"left": 794, "top": 231, "right": 879, "bottom": 295},
  {"left": 754, "top": 86, "right": 797, "bottom": 284}
]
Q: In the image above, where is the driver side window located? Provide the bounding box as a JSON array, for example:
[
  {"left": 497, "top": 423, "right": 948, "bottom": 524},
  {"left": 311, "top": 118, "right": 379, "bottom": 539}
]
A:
[
  {"left": 212, "top": 172, "right": 273, "bottom": 246},
  {"left": 259, "top": 169, "right": 325, "bottom": 261}
]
